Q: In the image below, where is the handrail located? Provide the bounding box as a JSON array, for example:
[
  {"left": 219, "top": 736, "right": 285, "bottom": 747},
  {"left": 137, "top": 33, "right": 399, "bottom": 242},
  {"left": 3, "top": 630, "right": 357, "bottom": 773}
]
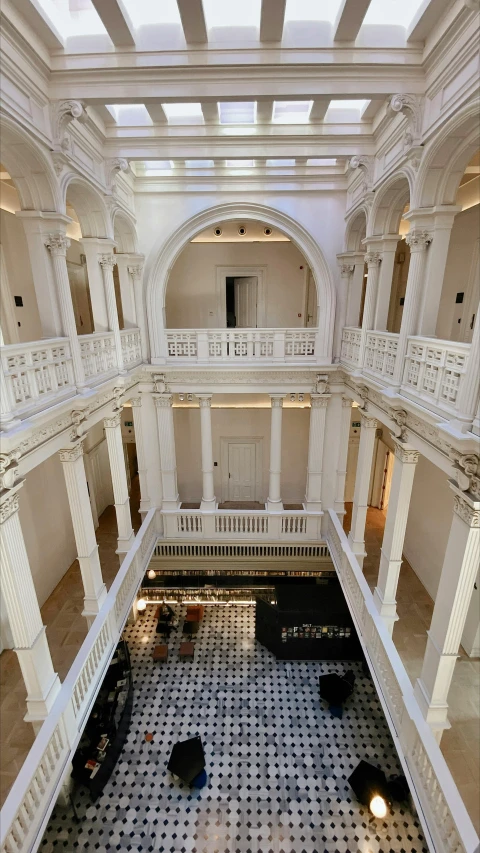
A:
[{"left": 326, "top": 509, "right": 478, "bottom": 853}]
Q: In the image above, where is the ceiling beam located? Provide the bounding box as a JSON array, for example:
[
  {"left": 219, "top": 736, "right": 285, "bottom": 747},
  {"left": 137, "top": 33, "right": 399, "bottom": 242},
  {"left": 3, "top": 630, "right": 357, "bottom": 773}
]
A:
[
  {"left": 256, "top": 101, "right": 273, "bottom": 123},
  {"left": 90, "top": 0, "right": 135, "bottom": 46},
  {"left": 407, "top": 0, "right": 451, "bottom": 42},
  {"left": 309, "top": 99, "right": 330, "bottom": 122},
  {"left": 260, "top": 0, "right": 286, "bottom": 42},
  {"left": 201, "top": 102, "right": 219, "bottom": 124},
  {"left": 333, "top": 0, "right": 371, "bottom": 41},
  {"left": 93, "top": 105, "right": 118, "bottom": 125},
  {"left": 177, "top": 0, "right": 208, "bottom": 44},
  {"left": 145, "top": 104, "right": 168, "bottom": 124},
  {"left": 360, "top": 98, "right": 384, "bottom": 120},
  {"left": 14, "top": 0, "right": 65, "bottom": 50}
]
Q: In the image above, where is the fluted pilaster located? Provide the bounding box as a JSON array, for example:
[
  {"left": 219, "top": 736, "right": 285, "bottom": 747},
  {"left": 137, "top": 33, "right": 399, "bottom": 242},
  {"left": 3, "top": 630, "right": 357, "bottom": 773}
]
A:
[
  {"left": 197, "top": 394, "right": 216, "bottom": 511},
  {"left": 153, "top": 393, "right": 180, "bottom": 510},
  {"left": 130, "top": 396, "right": 151, "bottom": 515},
  {"left": 267, "top": 395, "right": 285, "bottom": 512},
  {"left": 347, "top": 413, "right": 378, "bottom": 567},
  {"left": 305, "top": 394, "right": 329, "bottom": 511},
  {"left": 104, "top": 412, "right": 134, "bottom": 558},
  {"left": 334, "top": 397, "right": 352, "bottom": 516}
]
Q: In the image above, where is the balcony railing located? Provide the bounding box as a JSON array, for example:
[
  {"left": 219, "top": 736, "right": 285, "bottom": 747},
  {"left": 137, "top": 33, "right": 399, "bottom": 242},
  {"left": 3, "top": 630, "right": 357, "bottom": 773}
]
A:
[
  {"left": 341, "top": 328, "right": 473, "bottom": 422},
  {"left": 1, "top": 338, "right": 75, "bottom": 418},
  {"left": 163, "top": 509, "right": 321, "bottom": 540},
  {"left": 326, "top": 510, "right": 478, "bottom": 853},
  {"left": 165, "top": 328, "right": 317, "bottom": 362},
  {"left": 0, "top": 508, "right": 160, "bottom": 853},
  {"left": 79, "top": 331, "right": 116, "bottom": 383},
  {"left": 120, "top": 329, "right": 142, "bottom": 368}
]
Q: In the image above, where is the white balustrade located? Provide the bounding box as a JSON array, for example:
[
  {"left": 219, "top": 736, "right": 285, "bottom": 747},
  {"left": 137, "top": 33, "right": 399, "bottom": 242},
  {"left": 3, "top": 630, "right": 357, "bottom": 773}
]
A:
[
  {"left": 165, "top": 329, "right": 316, "bottom": 362},
  {"left": 215, "top": 513, "right": 269, "bottom": 535},
  {"left": 120, "top": 328, "right": 142, "bottom": 367},
  {"left": 162, "top": 510, "right": 321, "bottom": 540},
  {"left": 326, "top": 510, "right": 478, "bottom": 853},
  {"left": 363, "top": 331, "right": 399, "bottom": 383},
  {"left": 0, "top": 338, "right": 75, "bottom": 417},
  {"left": 402, "top": 337, "right": 470, "bottom": 414},
  {"left": 0, "top": 508, "right": 160, "bottom": 853},
  {"left": 340, "top": 327, "right": 362, "bottom": 368},
  {"left": 79, "top": 332, "right": 116, "bottom": 382}
]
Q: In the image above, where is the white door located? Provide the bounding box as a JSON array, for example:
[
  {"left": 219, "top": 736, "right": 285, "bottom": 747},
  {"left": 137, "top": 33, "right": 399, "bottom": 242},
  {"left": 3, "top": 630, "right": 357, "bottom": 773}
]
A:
[
  {"left": 228, "top": 442, "right": 256, "bottom": 501},
  {"left": 234, "top": 277, "right": 257, "bottom": 327}
]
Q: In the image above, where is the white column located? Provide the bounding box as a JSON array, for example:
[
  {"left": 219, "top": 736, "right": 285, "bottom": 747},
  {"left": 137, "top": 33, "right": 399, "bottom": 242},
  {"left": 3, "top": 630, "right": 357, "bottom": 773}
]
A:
[
  {"left": 80, "top": 238, "right": 112, "bottom": 331},
  {"left": 392, "top": 228, "right": 432, "bottom": 386},
  {"left": 357, "top": 252, "right": 381, "bottom": 368},
  {"left": 305, "top": 394, "right": 329, "bottom": 512},
  {"left": 0, "top": 484, "right": 61, "bottom": 722},
  {"left": 347, "top": 412, "right": 378, "bottom": 568},
  {"left": 16, "top": 211, "right": 64, "bottom": 338},
  {"left": 452, "top": 304, "right": 480, "bottom": 432},
  {"left": 104, "top": 412, "right": 135, "bottom": 560},
  {"left": 334, "top": 263, "right": 354, "bottom": 360},
  {"left": 114, "top": 255, "right": 137, "bottom": 327},
  {"left": 373, "top": 236, "right": 400, "bottom": 331},
  {"left": 99, "top": 254, "right": 125, "bottom": 374},
  {"left": 129, "top": 396, "right": 151, "bottom": 516},
  {"left": 414, "top": 486, "right": 480, "bottom": 740},
  {"left": 346, "top": 253, "right": 365, "bottom": 327},
  {"left": 373, "top": 440, "right": 419, "bottom": 634},
  {"left": 128, "top": 261, "right": 148, "bottom": 362},
  {"left": 267, "top": 394, "right": 285, "bottom": 512},
  {"left": 154, "top": 393, "right": 180, "bottom": 510},
  {"left": 45, "top": 232, "right": 87, "bottom": 391},
  {"left": 197, "top": 394, "right": 216, "bottom": 511},
  {"left": 334, "top": 397, "right": 352, "bottom": 516},
  {"left": 416, "top": 207, "right": 460, "bottom": 336},
  {"left": 59, "top": 441, "right": 107, "bottom": 619}
]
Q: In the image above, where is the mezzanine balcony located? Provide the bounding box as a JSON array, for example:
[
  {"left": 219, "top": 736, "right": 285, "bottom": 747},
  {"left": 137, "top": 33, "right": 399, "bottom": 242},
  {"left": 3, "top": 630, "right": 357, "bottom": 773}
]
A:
[{"left": 165, "top": 327, "right": 317, "bottom": 363}]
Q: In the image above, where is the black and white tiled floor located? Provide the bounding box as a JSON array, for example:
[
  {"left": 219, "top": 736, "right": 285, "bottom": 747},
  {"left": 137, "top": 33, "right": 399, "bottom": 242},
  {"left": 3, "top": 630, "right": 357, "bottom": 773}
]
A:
[{"left": 41, "top": 605, "right": 428, "bottom": 853}]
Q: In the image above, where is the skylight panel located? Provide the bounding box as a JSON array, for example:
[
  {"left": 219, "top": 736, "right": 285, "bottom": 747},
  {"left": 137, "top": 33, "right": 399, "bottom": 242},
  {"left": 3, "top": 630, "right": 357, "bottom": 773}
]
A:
[
  {"left": 40, "top": 0, "right": 108, "bottom": 38},
  {"left": 273, "top": 101, "right": 313, "bottom": 123},
  {"left": 144, "top": 161, "right": 175, "bottom": 172},
  {"left": 266, "top": 159, "right": 296, "bottom": 167},
  {"left": 185, "top": 161, "right": 215, "bottom": 168},
  {"left": 203, "top": 0, "right": 261, "bottom": 29},
  {"left": 105, "top": 104, "right": 151, "bottom": 125},
  {"left": 225, "top": 160, "right": 255, "bottom": 168},
  {"left": 162, "top": 103, "right": 203, "bottom": 123},
  {"left": 121, "top": 0, "right": 182, "bottom": 29},
  {"left": 328, "top": 100, "right": 369, "bottom": 112},
  {"left": 219, "top": 103, "right": 256, "bottom": 125},
  {"left": 363, "top": 0, "right": 425, "bottom": 29},
  {"left": 284, "top": 0, "right": 343, "bottom": 23},
  {"left": 307, "top": 159, "right": 337, "bottom": 166}
]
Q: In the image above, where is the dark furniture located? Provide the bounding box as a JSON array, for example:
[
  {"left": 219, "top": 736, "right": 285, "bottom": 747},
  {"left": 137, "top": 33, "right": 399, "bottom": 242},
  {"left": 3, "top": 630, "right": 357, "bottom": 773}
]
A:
[
  {"left": 152, "top": 644, "right": 169, "bottom": 662},
  {"left": 71, "top": 639, "right": 133, "bottom": 800},
  {"left": 179, "top": 641, "right": 195, "bottom": 660}
]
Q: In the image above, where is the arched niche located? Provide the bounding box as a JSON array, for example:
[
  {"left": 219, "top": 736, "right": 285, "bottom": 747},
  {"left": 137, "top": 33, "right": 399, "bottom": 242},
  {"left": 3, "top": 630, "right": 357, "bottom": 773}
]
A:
[
  {"left": 144, "top": 202, "right": 336, "bottom": 362},
  {"left": 0, "top": 117, "right": 61, "bottom": 212},
  {"left": 113, "top": 209, "right": 138, "bottom": 254},
  {"left": 368, "top": 172, "right": 412, "bottom": 238},
  {"left": 62, "top": 175, "right": 111, "bottom": 239},
  {"left": 344, "top": 209, "right": 367, "bottom": 252}
]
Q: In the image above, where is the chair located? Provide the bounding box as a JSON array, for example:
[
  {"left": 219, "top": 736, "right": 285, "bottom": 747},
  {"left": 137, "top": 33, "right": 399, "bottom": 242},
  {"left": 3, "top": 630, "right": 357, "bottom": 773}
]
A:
[
  {"left": 183, "top": 619, "right": 200, "bottom": 636},
  {"left": 179, "top": 641, "right": 195, "bottom": 660},
  {"left": 186, "top": 605, "right": 204, "bottom": 622},
  {"left": 152, "top": 644, "right": 168, "bottom": 663}
]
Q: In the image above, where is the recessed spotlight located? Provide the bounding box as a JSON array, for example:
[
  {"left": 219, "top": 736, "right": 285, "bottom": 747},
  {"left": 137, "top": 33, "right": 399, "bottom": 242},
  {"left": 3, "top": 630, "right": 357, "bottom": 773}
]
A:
[
  {"left": 264, "top": 227, "right": 272, "bottom": 236},
  {"left": 238, "top": 226, "right": 247, "bottom": 236},
  {"left": 214, "top": 227, "right": 222, "bottom": 236}
]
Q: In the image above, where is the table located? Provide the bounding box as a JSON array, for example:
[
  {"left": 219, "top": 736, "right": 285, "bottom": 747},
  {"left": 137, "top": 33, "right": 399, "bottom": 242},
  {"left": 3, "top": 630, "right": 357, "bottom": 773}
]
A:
[
  {"left": 152, "top": 644, "right": 168, "bottom": 662},
  {"left": 179, "top": 642, "right": 195, "bottom": 660}
]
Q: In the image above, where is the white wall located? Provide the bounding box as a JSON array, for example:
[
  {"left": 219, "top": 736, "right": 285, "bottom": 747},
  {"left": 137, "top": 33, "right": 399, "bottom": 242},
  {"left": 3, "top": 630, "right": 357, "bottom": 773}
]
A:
[
  {"left": 165, "top": 241, "right": 308, "bottom": 328},
  {"left": 437, "top": 204, "right": 480, "bottom": 341},
  {"left": 19, "top": 454, "right": 77, "bottom": 609},
  {"left": 173, "top": 402, "right": 309, "bottom": 504},
  {"left": 0, "top": 208, "right": 42, "bottom": 343}
]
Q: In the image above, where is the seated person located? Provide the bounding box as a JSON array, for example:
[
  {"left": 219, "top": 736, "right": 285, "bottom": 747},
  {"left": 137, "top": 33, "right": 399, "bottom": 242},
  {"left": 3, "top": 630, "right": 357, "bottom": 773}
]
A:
[{"left": 160, "top": 603, "right": 175, "bottom": 623}]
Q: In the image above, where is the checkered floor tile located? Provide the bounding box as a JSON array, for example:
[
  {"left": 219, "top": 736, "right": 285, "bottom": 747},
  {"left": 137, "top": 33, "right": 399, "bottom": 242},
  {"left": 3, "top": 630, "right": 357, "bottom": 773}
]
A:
[{"left": 40, "top": 605, "right": 428, "bottom": 853}]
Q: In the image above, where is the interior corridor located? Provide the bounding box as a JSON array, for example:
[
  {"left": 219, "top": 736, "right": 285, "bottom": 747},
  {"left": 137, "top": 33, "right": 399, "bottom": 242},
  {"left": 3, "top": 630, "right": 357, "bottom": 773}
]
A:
[
  {"left": 343, "top": 503, "right": 480, "bottom": 832},
  {"left": 0, "top": 477, "right": 141, "bottom": 807}
]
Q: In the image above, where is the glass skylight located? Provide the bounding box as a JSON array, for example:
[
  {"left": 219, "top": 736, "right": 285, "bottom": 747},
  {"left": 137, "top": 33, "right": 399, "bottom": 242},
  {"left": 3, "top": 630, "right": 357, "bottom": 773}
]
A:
[
  {"left": 284, "top": 0, "right": 343, "bottom": 23},
  {"left": 219, "top": 103, "right": 256, "bottom": 125},
  {"left": 40, "top": 0, "right": 108, "bottom": 39},
  {"left": 121, "top": 0, "right": 182, "bottom": 29},
  {"left": 307, "top": 159, "right": 337, "bottom": 166},
  {"left": 185, "top": 160, "right": 215, "bottom": 168},
  {"left": 328, "top": 100, "right": 369, "bottom": 112},
  {"left": 203, "top": 0, "right": 261, "bottom": 30},
  {"left": 162, "top": 103, "right": 203, "bottom": 122},
  {"left": 266, "top": 159, "right": 296, "bottom": 167},
  {"left": 273, "top": 101, "right": 313, "bottom": 123},
  {"left": 105, "top": 105, "right": 151, "bottom": 125},
  {"left": 225, "top": 160, "right": 255, "bottom": 168},
  {"left": 363, "top": 0, "right": 425, "bottom": 28},
  {"left": 144, "top": 161, "right": 175, "bottom": 172}
]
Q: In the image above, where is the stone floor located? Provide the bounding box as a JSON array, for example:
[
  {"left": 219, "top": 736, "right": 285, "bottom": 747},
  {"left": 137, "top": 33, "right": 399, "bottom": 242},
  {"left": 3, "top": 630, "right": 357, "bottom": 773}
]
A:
[
  {"left": 41, "top": 605, "right": 428, "bottom": 853},
  {"left": 343, "top": 503, "right": 480, "bottom": 833},
  {"left": 0, "top": 477, "right": 141, "bottom": 807}
]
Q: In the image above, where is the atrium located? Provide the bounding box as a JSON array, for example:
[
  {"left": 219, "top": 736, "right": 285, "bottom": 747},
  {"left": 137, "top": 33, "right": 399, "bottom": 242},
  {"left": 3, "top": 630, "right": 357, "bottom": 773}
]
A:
[{"left": 0, "top": 1, "right": 479, "bottom": 852}]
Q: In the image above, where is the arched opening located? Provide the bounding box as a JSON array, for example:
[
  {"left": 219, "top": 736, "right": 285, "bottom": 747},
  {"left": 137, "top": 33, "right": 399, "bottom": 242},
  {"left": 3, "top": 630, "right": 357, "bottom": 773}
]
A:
[
  {"left": 145, "top": 202, "right": 336, "bottom": 362},
  {"left": 343, "top": 209, "right": 368, "bottom": 327},
  {"left": 112, "top": 210, "right": 140, "bottom": 329}
]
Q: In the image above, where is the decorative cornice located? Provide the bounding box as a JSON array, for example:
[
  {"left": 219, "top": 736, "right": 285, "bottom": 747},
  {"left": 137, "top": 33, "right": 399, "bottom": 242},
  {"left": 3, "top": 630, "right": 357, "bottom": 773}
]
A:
[
  {"left": 364, "top": 252, "right": 381, "bottom": 267},
  {"left": 0, "top": 492, "right": 20, "bottom": 524},
  {"left": 59, "top": 441, "right": 84, "bottom": 463},
  {"left": 153, "top": 394, "right": 174, "bottom": 409},
  {"left": 45, "top": 232, "right": 70, "bottom": 256},
  {"left": 405, "top": 228, "right": 432, "bottom": 252},
  {"left": 104, "top": 412, "right": 122, "bottom": 429},
  {"left": 453, "top": 494, "right": 480, "bottom": 528},
  {"left": 99, "top": 254, "right": 116, "bottom": 271}
]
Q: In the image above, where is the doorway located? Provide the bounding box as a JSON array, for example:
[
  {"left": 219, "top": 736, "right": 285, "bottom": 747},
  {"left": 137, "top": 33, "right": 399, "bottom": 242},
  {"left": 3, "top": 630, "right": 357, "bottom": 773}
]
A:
[
  {"left": 226, "top": 276, "right": 258, "bottom": 327},
  {"left": 220, "top": 437, "right": 263, "bottom": 503}
]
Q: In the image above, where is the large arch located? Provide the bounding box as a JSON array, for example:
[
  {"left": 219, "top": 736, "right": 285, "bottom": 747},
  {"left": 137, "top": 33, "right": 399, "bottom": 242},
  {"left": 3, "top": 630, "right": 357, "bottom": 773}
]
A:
[
  {"left": 0, "top": 116, "right": 61, "bottom": 212},
  {"left": 62, "top": 174, "right": 111, "bottom": 239},
  {"left": 413, "top": 99, "right": 480, "bottom": 209},
  {"left": 368, "top": 171, "right": 412, "bottom": 237},
  {"left": 144, "top": 201, "right": 336, "bottom": 362}
]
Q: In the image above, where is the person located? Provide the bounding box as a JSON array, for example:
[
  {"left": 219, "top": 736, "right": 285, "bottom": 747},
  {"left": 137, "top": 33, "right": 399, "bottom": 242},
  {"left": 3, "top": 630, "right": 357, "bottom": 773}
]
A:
[{"left": 161, "top": 603, "right": 175, "bottom": 623}]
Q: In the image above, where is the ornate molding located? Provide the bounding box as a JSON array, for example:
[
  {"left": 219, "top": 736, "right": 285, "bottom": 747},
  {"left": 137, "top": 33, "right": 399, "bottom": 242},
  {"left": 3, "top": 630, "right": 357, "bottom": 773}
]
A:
[
  {"left": 152, "top": 374, "right": 168, "bottom": 393},
  {"left": 127, "top": 265, "right": 143, "bottom": 281},
  {"left": 387, "top": 94, "right": 424, "bottom": 157},
  {"left": 51, "top": 100, "right": 87, "bottom": 151},
  {"left": 45, "top": 232, "right": 70, "bottom": 256},
  {"left": 105, "top": 157, "right": 129, "bottom": 191},
  {"left": 112, "top": 385, "right": 126, "bottom": 412},
  {"left": 269, "top": 395, "right": 285, "bottom": 407},
  {"left": 340, "top": 264, "right": 355, "bottom": 277},
  {"left": 99, "top": 254, "right": 116, "bottom": 271},
  {"left": 104, "top": 412, "right": 122, "bottom": 429},
  {"left": 453, "top": 494, "right": 480, "bottom": 528},
  {"left": 348, "top": 155, "right": 374, "bottom": 192},
  {"left": 449, "top": 451, "right": 479, "bottom": 493},
  {"left": 0, "top": 492, "right": 20, "bottom": 524},
  {"left": 405, "top": 228, "right": 432, "bottom": 252},
  {"left": 342, "top": 397, "right": 352, "bottom": 409},
  {"left": 360, "top": 412, "right": 378, "bottom": 429},
  {"left": 196, "top": 395, "right": 212, "bottom": 408},
  {"left": 310, "top": 394, "right": 330, "bottom": 408},
  {"left": 364, "top": 251, "right": 381, "bottom": 267},
  {"left": 0, "top": 451, "right": 20, "bottom": 491},
  {"left": 390, "top": 408, "right": 408, "bottom": 442},
  {"left": 393, "top": 441, "right": 419, "bottom": 464},
  {"left": 153, "top": 394, "right": 174, "bottom": 409},
  {"left": 129, "top": 397, "right": 142, "bottom": 408},
  {"left": 59, "top": 441, "right": 84, "bottom": 463},
  {"left": 70, "top": 408, "right": 88, "bottom": 441}
]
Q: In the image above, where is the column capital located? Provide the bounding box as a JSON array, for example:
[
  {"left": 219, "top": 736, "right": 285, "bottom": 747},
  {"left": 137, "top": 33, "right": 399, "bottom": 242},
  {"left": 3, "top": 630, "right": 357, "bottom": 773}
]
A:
[
  {"left": 360, "top": 412, "right": 378, "bottom": 429},
  {"left": 153, "top": 393, "right": 174, "bottom": 409},
  {"left": 339, "top": 264, "right": 354, "bottom": 278},
  {"left": 341, "top": 397, "right": 353, "bottom": 408},
  {"left": 405, "top": 228, "right": 432, "bottom": 252},
  {"left": 310, "top": 394, "right": 330, "bottom": 408},
  {"left": 45, "top": 232, "right": 70, "bottom": 256},
  {"left": 0, "top": 490, "right": 20, "bottom": 524},
  {"left": 364, "top": 251, "right": 381, "bottom": 267},
  {"left": 127, "top": 265, "right": 143, "bottom": 280},
  {"left": 59, "top": 441, "right": 84, "bottom": 463},
  {"left": 197, "top": 394, "right": 213, "bottom": 408},
  {"left": 129, "top": 397, "right": 142, "bottom": 408},
  {"left": 393, "top": 440, "right": 419, "bottom": 464},
  {"left": 452, "top": 491, "right": 480, "bottom": 528},
  {"left": 269, "top": 394, "right": 286, "bottom": 407},
  {"left": 99, "top": 254, "right": 116, "bottom": 270},
  {"left": 104, "top": 412, "right": 122, "bottom": 429}
]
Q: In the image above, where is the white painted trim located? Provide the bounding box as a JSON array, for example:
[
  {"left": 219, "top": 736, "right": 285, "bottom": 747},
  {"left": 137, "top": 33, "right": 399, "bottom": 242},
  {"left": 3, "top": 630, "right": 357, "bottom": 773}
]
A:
[
  {"left": 215, "top": 265, "right": 266, "bottom": 327},
  {"left": 459, "top": 236, "right": 479, "bottom": 343},
  {"left": 220, "top": 436, "right": 263, "bottom": 504},
  {"left": 0, "top": 244, "right": 20, "bottom": 344}
]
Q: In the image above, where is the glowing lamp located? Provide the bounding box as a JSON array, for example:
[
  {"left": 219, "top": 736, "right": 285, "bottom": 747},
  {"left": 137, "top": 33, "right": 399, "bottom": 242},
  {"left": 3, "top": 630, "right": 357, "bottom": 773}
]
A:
[
  {"left": 137, "top": 598, "right": 147, "bottom": 613},
  {"left": 370, "top": 795, "right": 388, "bottom": 819},
  {"left": 147, "top": 569, "right": 156, "bottom": 580}
]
